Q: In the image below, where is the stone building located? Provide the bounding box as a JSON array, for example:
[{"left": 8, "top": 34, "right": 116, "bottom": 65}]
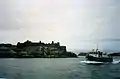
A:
[{"left": 17, "top": 40, "right": 67, "bottom": 57}]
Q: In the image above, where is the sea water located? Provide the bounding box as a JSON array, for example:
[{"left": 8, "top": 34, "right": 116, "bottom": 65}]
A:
[{"left": 0, "top": 57, "right": 120, "bottom": 79}]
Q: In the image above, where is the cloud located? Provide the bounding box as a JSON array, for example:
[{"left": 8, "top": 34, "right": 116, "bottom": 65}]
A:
[{"left": 0, "top": 0, "right": 120, "bottom": 51}]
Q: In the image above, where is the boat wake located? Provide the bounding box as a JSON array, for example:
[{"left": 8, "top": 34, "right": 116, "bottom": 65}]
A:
[
  {"left": 80, "top": 60, "right": 104, "bottom": 65},
  {"left": 80, "top": 60, "right": 120, "bottom": 65},
  {"left": 112, "top": 60, "right": 120, "bottom": 64}
]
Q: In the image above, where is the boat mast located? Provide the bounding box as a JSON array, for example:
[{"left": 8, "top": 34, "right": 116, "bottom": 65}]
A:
[{"left": 96, "top": 43, "right": 98, "bottom": 52}]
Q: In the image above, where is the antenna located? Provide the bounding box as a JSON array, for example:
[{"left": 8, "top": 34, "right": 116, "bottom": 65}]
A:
[
  {"left": 97, "top": 43, "right": 98, "bottom": 50},
  {"left": 96, "top": 43, "right": 99, "bottom": 52}
]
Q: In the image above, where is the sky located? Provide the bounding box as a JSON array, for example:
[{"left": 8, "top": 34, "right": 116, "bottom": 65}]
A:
[{"left": 0, "top": 0, "right": 120, "bottom": 52}]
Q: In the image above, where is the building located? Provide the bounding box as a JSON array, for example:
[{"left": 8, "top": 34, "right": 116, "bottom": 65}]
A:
[
  {"left": 16, "top": 40, "right": 67, "bottom": 57},
  {"left": 0, "top": 40, "right": 77, "bottom": 58}
]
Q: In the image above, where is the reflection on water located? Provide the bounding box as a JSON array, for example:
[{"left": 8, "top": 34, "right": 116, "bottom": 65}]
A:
[{"left": 0, "top": 57, "right": 120, "bottom": 79}]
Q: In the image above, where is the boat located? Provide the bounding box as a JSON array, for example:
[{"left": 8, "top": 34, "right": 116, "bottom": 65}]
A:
[{"left": 85, "top": 49, "right": 113, "bottom": 62}]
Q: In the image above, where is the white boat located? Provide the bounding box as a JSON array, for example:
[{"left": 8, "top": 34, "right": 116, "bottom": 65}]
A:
[{"left": 85, "top": 49, "right": 113, "bottom": 62}]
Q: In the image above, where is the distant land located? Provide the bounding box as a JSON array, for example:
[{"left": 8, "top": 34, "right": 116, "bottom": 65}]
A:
[{"left": 0, "top": 40, "right": 77, "bottom": 58}]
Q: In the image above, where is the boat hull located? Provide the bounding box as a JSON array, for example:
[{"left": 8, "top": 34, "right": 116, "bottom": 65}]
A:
[{"left": 86, "top": 55, "right": 113, "bottom": 62}]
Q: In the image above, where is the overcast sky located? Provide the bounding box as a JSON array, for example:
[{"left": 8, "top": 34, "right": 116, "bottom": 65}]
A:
[{"left": 0, "top": 0, "right": 120, "bottom": 52}]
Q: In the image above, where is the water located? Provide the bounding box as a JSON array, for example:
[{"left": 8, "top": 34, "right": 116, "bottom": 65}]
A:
[{"left": 0, "top": 57, "right": 120, "bottom": 79}]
